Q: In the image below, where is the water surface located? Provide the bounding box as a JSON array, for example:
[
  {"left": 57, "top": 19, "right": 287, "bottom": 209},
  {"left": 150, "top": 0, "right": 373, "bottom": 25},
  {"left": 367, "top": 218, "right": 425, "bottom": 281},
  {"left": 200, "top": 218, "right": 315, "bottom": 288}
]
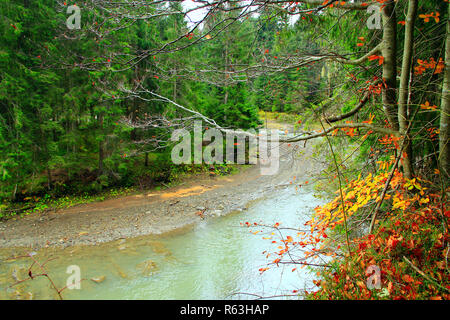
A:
[{"left": 0, "top": 185, "right": 327, "bottom": 300}]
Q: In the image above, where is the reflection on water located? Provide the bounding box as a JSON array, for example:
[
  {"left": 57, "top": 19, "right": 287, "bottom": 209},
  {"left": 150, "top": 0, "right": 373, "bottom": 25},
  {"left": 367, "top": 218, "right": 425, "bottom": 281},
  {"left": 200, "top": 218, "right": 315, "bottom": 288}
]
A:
[{"left": 0, "top": 185, "right": 327, "bottom": 300}]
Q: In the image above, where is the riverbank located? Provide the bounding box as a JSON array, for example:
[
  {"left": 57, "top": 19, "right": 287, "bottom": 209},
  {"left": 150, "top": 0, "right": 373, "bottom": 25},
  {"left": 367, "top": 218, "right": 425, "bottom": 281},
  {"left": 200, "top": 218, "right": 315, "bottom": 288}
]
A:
[
  {"left": 0, "top": 137, "right": 324, "bottom": 249},
  {"left": 0, "top": 172, "right": 329, "bottom": 300}
]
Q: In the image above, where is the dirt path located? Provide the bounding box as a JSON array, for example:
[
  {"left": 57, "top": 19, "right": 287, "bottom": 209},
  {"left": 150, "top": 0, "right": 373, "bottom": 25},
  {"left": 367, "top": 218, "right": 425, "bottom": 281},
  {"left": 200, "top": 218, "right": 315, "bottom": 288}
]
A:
[{"left": 0, "top": 124, "right": 323, "bottom": 249}]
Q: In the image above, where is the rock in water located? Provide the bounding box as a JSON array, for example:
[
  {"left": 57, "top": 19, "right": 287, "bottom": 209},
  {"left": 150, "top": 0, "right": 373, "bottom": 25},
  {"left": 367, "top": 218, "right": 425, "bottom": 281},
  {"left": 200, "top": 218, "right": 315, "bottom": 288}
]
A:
[
  {"left": 91, "top": 276, "right": 106, "bottom": 283},
  {"left": 136, "top": 260, "right": 158, "bottom": 276},
  {"left": 111, "top": 262, "right": 128, "bottom": 279},
  {"left": 148, "top": 241, "right": 172, "bottom": 256},
  {"left": 10, "top": 266, "right": 27, "bottom": 282},
  {"left": 209, "top": 209, "right": 222, "bottom": 217}
]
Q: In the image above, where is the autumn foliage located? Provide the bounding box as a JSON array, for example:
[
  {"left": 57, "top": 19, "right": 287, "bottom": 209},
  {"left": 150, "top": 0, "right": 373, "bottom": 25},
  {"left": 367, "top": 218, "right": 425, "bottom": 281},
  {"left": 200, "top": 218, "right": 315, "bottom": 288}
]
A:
[
  {"left": 240, "top": 0, "right": 449, "bottom": 300},
  {"left": 309, "top": 174, "right": 449, "bottom": 300},
  {"left": 246, "top": 158, "right": 449, "bottom": 299}
]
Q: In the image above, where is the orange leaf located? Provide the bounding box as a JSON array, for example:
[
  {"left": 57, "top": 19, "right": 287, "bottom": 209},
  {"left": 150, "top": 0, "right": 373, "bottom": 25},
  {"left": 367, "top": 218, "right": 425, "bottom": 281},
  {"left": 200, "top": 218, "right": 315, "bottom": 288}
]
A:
[
  {"left": 402, "top": 274, "right": 414, "bottom": 283},
  {"left": 259, "top": 267, "right": 269, "bottom": 273}
]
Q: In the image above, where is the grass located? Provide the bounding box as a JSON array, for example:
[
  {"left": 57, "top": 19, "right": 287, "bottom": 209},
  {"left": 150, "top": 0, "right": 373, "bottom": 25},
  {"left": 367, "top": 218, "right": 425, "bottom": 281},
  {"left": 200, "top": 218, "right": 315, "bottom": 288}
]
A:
[
  {"left": 0, "top": 186, "right": 135, "bottom": 219},
  {"left": 258, "top": 110, "right": 300, "bottom": 125}
]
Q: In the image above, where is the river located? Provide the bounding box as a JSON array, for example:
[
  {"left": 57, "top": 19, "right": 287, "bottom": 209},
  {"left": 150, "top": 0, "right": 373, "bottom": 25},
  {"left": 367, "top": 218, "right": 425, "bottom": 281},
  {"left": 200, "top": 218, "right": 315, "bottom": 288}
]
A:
[{"left": 0, "top": 183, "right": 327, "bottom": 300}]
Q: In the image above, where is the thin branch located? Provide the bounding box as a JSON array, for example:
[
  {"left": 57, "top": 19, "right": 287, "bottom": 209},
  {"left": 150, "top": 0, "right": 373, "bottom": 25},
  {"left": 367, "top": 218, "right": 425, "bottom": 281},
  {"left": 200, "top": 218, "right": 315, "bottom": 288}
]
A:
[{"left": 403, "top": 256, "right": 450, "bottom": 294}]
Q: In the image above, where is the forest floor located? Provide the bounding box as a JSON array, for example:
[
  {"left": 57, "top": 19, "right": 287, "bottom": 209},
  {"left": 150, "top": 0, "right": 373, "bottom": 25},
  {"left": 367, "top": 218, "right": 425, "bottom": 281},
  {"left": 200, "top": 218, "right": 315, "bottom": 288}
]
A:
[{"left": 0, "top": 121, "right": 325, "bottom": 249}]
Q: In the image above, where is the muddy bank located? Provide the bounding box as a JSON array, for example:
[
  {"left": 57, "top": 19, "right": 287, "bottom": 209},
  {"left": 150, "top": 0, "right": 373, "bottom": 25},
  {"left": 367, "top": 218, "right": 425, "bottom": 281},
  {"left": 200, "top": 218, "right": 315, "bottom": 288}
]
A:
[{"left": 0, "top": 140, "right": 323, "bottom": 249}]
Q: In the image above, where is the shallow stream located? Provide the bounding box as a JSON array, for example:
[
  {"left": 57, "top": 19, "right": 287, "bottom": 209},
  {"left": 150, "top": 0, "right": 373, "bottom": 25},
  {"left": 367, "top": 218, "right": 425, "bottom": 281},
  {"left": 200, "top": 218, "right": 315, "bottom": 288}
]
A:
[{"left": 0, "top": 185, "right": 327, "bottom": 300}]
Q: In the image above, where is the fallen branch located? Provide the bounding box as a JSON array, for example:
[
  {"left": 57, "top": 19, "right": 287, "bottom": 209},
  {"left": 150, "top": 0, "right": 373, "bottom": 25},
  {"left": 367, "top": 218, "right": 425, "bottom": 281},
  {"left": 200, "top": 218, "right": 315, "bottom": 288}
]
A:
[
  {"left": 403, "top": 256, "right": 450, "bottom": 294},
  {"left": 284, "top": 123, "right": 400, "bottom": 143},
  {"left": 368, "top": 146, "right": 403, "bottom": 233}
]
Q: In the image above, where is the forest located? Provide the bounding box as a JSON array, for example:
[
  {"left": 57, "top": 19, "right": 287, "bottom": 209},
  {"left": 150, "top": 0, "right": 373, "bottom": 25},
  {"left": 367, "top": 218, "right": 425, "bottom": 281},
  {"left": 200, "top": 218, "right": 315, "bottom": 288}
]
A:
[{"left": 0, "top": 0, "right": 449, "bottom": 301}]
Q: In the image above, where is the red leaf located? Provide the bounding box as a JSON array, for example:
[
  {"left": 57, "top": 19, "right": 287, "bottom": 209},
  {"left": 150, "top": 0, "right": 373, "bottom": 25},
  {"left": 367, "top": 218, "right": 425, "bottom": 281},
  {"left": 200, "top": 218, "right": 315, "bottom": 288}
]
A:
[{"left": 402, "top": 274, "right": 414, "bottom": 283}]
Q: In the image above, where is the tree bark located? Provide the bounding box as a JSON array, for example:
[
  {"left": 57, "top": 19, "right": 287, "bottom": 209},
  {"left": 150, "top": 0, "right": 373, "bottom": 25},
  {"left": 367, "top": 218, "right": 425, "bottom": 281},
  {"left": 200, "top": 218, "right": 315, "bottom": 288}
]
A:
[
  {"left": 98, "top": 113, "right": 104, "bottom": 175},
  {"left": 439, "top": 3, "right": 450, "bottom": 181},
  {"left": 47, "top": 167, "right": 52, "bottom": 190},
  {"left": 381, "top": 0, "right": 399, "bottom": 131},
  {"left": 397, "top": 0, "right": 417, "bottom": 179}
]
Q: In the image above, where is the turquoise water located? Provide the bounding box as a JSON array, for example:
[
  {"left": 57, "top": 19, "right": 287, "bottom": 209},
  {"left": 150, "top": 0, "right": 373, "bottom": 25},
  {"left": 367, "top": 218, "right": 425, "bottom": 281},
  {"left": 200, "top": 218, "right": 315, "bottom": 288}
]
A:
[{"left": 0, "top": 185, "right": 327, "bottom": 300}]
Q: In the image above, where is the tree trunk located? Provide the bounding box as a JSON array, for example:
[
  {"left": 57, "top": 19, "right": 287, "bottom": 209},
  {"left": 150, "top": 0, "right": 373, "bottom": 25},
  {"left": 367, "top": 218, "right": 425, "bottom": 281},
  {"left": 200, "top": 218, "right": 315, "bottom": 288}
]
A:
[
  {"left": 47, "top": 167, "right": 52, "bottom": 190},
  {"left": 98, "top": 113, "right": 104, "bottom": 174},
  {"left": 173, "top": 75, "right": 177, "bottom": 102},
  {"left": 381, "top": 0, "right": 399, "bottom": 131},
  {"left": 397, "top": 0, "right": 417, "bottom": 179},
  {"left": 173, "top": 18, "right": 178, "bottom": 103},
  {"left": 224, "top": 38, "right": 229, "bottom": 106},
  {"left": 439, "top": 3, "right": 450, "bottom": 181}
]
